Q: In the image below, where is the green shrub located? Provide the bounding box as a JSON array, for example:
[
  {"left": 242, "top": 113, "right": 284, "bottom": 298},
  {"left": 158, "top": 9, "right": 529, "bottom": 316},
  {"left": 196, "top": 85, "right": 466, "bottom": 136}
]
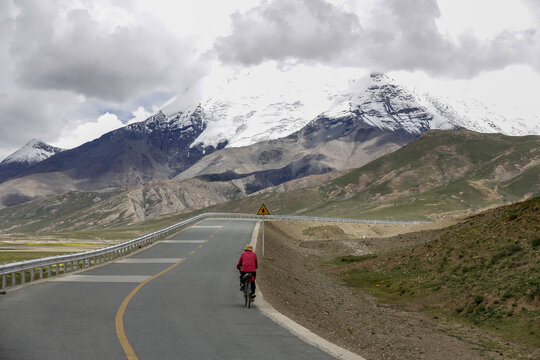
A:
[
  {"left": 506, "top": 244, "right": 522, "bottom": 254},
  {"left": 474, "top": 295, "right": 484, "bottom": 304},
  {"left": 474, "top": 304, "right": 486, "bottom": 314},
  {"left": 502, "top": 292, "right": 514, "bottom": 300}
]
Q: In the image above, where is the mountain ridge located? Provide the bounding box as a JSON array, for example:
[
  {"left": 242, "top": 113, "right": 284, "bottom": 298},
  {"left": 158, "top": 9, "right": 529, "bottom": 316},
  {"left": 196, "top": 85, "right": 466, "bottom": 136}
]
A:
[{"left": 0, "top": 130, "right": 537, "bottom": 232}]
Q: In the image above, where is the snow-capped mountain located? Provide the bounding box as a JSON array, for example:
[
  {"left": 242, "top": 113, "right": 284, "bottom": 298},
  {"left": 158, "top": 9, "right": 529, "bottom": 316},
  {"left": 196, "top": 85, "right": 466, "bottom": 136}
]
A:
[
  {"left": 319, "top": 73, "right": 458, "bottom": 134},
  {"left": 160, "top": 65, "right": 365, "bottom": 148},
  {"left": 419, "top": 94, "right": 540, "bottom": 136},
  {"left": 1, "top": 138, "right": 63, "bottom": 166},
  {"left": 0, "top": 139, "right": 64, "bottom": 184},
  {"left": 155, "top": 68, "right": 539, "bottom": 153}
]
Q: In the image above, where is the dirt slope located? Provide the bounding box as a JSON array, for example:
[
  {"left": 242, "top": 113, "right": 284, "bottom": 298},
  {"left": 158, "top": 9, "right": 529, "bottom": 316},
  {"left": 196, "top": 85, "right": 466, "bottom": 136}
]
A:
[{"left": 257, "top": 220, "right": 535, "bottom": 359}]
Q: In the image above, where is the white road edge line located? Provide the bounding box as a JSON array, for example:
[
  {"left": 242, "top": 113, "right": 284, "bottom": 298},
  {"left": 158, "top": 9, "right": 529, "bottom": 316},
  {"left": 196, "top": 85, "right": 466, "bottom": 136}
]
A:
[
  {"left": 52, "top": 275, "right": 151, "bottom": 283},
  {"left": 161, "top": 240, "right": 207, "bottom": 243},
  {"left": 250, "top": 221, "right": 367, "bottom": 360},
  {"left": 116, "top": 258, "right": 183, "bottom": 263}
]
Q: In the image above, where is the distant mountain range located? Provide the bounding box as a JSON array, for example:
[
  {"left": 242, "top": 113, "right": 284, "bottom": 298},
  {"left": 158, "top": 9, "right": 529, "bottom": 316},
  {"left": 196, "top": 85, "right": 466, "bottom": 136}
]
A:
[
  {"left": 0, "top": 72, "right": 539, "bottom": 209},
  {"left": 0, "top": 129, "right": 537, "bottom": 233}
]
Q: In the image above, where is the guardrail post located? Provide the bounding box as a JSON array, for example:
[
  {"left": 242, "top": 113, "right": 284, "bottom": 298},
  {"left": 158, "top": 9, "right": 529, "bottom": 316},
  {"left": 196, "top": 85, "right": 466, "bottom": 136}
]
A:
[
  {"left": 30, "top": 268, "right": 35, "bottom": 282},
  {"left": 2, "top": 273, "right": 6, "bottom": 289}
]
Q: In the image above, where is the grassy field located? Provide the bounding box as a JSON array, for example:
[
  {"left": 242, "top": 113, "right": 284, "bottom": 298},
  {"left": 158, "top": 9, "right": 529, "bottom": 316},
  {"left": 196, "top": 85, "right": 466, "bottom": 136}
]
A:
[
  {"left": 0, "top": 251, "right": 71, "bottom": 264},
  {"left": 331, "top": 197, "right": 540, "bottom": 351}
]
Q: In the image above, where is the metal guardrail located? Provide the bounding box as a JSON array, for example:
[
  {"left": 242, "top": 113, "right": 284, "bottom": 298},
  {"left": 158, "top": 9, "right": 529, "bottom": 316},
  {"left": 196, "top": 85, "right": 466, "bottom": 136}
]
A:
[
  {"left": 0, "top": 213, "right": 428, "bottom": 290},
  {"left": 211, "top": 213, "right": 428, "bottom": 225}
]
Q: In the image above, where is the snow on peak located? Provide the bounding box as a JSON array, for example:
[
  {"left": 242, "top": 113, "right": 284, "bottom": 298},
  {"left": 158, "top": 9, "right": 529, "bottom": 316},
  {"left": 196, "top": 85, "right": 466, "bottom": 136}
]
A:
[
  {"left": 135, "top": 65, "right": 539, "bottom": 151},
  {"left": 1, "top": 138, "right": 64, "bottom": 165},
  {"left": 321, "top": 72, "right": 452, "bottom": 134},
  {"left": 159, "top": 64, "right": 368, "bottom": 148}
]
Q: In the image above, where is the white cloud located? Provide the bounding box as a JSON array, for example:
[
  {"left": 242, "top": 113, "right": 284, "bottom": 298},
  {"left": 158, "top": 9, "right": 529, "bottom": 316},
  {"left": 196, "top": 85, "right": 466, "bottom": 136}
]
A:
[
  {"left": 50, "top": 105, "right": 159, "bottom": 150},
  {"left": 52, "top": 112, "right": 125, "bottom": 149},
  {"left": 128, "top": 106, "right": 154, "bottom": 125}
]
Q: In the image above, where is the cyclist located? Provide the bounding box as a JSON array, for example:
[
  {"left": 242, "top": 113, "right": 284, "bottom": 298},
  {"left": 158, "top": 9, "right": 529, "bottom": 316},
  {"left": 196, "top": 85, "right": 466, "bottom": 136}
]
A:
[{"left": 236, "top": 244, "right": 258, "bottom": 300}]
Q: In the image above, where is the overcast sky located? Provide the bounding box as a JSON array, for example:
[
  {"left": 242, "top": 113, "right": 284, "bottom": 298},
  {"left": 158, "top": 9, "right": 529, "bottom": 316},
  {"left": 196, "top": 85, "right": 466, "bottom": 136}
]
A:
[{"left": 1, "top": 0, "right": 539, "bottom": 160}]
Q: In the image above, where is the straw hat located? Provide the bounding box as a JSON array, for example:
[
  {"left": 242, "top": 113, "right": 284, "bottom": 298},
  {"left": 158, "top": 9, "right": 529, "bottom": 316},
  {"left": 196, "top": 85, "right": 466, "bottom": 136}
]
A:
[{"left": 244, "top": 244, "right": 253, "bottom": 251}]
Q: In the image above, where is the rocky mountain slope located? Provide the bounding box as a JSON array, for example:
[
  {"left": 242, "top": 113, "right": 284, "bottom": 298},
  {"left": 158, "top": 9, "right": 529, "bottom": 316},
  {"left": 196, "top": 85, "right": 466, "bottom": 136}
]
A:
[
  {"left": 0, "top": 178, "right": 241, "bottom": 232},
  {"left": 26, "top": 108, "right": 216, "bottom": 189},
  {"left": 175, "top": 110, "right": 418, "bottom": 193}
]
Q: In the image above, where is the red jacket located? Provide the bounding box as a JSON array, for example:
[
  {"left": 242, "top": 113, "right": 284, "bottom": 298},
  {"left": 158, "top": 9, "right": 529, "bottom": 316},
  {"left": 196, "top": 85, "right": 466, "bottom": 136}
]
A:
[{"left": 237, "top": 250, "right": 258, "bottom": 272}]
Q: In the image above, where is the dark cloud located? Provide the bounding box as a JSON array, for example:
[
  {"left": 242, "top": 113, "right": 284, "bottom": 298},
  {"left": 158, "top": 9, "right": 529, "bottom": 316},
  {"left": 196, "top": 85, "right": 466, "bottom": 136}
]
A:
[
  {"left": 11, "top": 2, "right": 204, "bottom": 102},
  {"left": 214, "top": 0, "right": 361, "bottom": 65},
  {"left": 214, "top": 0, "right": 540, "bottom": 78},
  {"left": 0, "top": 88, "right": 79, "bottom": 154}
]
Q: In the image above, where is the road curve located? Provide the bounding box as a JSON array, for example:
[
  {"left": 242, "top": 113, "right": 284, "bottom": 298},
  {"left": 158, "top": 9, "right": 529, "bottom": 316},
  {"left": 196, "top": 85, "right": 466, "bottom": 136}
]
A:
[{"left": 0, "top": 219, "right": 336, "bottom": 360}]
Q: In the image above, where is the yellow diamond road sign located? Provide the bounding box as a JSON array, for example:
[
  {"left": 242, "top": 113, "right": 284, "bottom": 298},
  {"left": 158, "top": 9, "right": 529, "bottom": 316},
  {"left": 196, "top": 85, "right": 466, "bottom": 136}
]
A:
[{"left": 257, "top": 203, "right": 270, "bottom": 216}]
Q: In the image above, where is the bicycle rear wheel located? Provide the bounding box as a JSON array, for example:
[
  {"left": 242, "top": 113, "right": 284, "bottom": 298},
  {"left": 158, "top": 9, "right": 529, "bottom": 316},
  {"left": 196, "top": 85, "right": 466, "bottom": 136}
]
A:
[
  {"left": 247, "top": 283, "right": 252, "bottom": 308},
  {"left": 243, "top": 279, "right": 250, "bottom": 307}
]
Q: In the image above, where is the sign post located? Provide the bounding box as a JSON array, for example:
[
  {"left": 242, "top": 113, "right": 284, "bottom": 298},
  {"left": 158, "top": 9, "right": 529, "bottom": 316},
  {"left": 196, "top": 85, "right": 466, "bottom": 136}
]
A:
[{"left": 257, "top": 204, "right": 270, "bottom": 256}]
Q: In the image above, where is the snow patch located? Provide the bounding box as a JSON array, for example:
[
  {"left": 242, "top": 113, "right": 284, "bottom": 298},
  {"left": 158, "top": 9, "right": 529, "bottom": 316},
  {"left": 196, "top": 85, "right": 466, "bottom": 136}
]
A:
[{"left": 1, "top": 139, "right": 64, "bottom": 165}]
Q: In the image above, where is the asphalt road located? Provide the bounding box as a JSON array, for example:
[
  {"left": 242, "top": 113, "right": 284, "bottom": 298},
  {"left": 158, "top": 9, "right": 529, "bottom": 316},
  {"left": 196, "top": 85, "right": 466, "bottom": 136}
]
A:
[{"left": 0, "top": 219, "right": 336, "bottom": 360}]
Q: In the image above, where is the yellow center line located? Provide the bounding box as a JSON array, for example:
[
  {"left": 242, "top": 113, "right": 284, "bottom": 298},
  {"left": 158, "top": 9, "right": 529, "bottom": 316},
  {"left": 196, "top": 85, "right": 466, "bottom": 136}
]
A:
[
  {"left": 115, "top": 257, "right": 186, "bottom": 360},
  {"left": 115, "top": 222, "right": 221, "bottom": 359}
]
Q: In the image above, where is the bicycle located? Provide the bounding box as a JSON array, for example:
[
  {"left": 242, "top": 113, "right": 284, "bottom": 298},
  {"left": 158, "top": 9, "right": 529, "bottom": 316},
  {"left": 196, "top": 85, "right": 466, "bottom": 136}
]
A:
[{"left": 242, "top": 272, "right": 255, "bottom": 308}]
